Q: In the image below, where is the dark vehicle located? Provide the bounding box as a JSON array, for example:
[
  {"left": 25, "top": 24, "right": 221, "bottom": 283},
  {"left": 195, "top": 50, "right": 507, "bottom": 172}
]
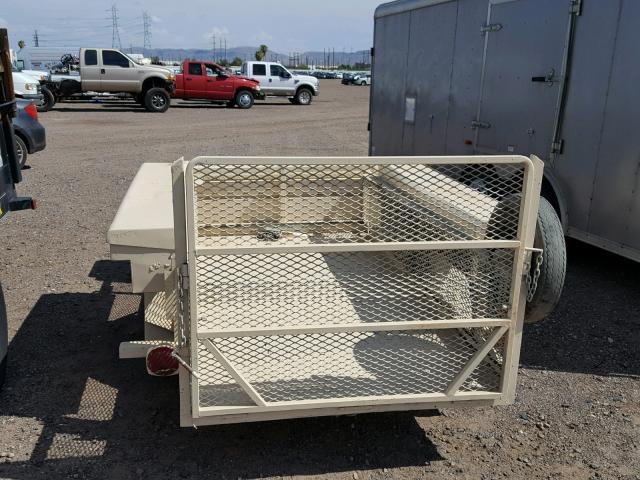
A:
[
  {"left": 13, "top": 99, "right": 46, "bottom": 167},
  {"left": 0, "top": 28, "right": 36, "bottom": 388},
  {"left": 341, "top": 72, "right": 356, "bottom": 85}
]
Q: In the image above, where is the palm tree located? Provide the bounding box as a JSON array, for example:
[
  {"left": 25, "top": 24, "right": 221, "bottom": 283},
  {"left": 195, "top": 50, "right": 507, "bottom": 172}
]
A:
[{"left": 254, "top": 44, "right": 268, "bottom": 61}]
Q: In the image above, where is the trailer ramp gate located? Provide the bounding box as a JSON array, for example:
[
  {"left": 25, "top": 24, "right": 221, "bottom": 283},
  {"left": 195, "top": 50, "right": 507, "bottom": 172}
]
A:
[{"left": 173, "top": 156, "right": 542, "bottom": 425}]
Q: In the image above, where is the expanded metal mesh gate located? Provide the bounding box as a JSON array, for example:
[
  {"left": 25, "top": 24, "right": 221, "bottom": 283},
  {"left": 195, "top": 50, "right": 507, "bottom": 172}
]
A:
[{"left": 172, "top": 156, "right": 542, "bottom": 425}]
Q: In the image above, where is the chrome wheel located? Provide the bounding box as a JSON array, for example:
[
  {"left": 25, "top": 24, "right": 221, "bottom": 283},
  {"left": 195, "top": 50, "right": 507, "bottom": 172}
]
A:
[
  {"left": 237, "top": 92, "right": 252, "bottom": 108},
  {"left": 151, "top": 93, "right": 166, "bottom": 109},
  {"left": 298, "top": 90, "right": 312, "bottom": 105},
  {"left": 14, "top": 137, "right": 26, "bottom": 167}
]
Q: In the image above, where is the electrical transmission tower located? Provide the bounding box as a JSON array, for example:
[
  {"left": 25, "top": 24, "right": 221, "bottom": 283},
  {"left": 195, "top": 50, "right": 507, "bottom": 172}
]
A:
[
  {"left": 143, "top": 12, "right": 152, "bottom": 51},
  {"left": 33, "top": 30, "right": 39, "bottom": 47},
  {"left": 110, "top": 4, "right": 122, "bottom": 49}
]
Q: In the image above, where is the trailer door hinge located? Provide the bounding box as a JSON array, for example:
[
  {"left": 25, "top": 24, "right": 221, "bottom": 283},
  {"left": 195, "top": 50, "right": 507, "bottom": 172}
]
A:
[
  {"left": 551, "top": 139, "right": 564, "bottom": 154},
  {"left": 471, "top": 120, "right": 491, "bottom": 130},
  {"left": 179, "top": 263, "right": 189, "bottom": 290},
  {"left": 570, "top": 0, "right": 582, "bottom": 15},
  {"left": 481, "top": 23, "right": 502, "bottom": 34}
]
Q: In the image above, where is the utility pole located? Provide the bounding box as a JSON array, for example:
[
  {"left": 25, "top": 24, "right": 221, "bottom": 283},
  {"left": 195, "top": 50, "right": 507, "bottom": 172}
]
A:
[
  {"left": 211, "top": 35, "right": 216, "bottom": 61},
  {"left": 224, "top": 38, "right": 227, "bottom": 62},
  {"left": 110, "top": 4, "right": 122, "bottom": 50},
  {"left": 33, "top": 30, "right": 39, "bottom": 47},
  {"left": 143, "top": 11, "right": 152, "bottom": 52}
]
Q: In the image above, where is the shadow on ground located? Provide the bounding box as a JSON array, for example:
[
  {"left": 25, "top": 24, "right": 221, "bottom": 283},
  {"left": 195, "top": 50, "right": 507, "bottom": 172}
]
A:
[
  {"left": 1, "top": 239, "right": 638, "bottom": 478},
  {"left": 0, "top": 261, "right": 441, "bottom": 479},
  {"left": 521, "top": 239, "right": 640, "bottom": 377}
]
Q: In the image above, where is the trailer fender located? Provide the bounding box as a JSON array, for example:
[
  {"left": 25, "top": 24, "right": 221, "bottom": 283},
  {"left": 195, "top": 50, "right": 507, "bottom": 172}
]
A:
[{"left": 540, "top": 167, "right": 569, "bottom": 234}]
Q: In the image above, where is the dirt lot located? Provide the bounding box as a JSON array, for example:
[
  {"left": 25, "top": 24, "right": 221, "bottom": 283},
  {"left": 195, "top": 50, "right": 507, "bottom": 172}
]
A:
[{"left": 0, "top": 81, "right": 638, "bottom": 480}]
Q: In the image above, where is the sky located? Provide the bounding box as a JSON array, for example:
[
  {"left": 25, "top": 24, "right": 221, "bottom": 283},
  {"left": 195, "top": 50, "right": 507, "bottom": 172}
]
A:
[{"left": 0, "top": 0, "right": 383, "bottom": 53}]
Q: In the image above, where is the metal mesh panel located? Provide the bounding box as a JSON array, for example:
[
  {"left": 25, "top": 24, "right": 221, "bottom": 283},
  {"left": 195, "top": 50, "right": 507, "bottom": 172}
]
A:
[
  {"left": 197, "top": 329, "right": 503, "bottom": 406},
  {"left": 191, "top": 163, "right": 524, "bottom": 248},
  {"left": 195, "top": 249, "right": 514, "bottom": 331},
  {"left": 178, "top": 157, "right": 537, "bottom": 420}
]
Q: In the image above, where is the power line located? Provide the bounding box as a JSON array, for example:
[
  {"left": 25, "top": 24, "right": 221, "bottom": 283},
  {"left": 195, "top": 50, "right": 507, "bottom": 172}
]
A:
[
  {"left": 142, "top": 11, "right": 152, "bottom": 51},
  {"left": 110, "top": 4, "right": 122, "bottom": 49}
]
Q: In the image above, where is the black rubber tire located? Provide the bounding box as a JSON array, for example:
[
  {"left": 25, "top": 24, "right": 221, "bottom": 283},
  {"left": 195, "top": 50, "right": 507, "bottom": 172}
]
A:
[
  {"left": 234, "top": 90, "right": 254, "bottom": 109},
  {"left": 144, "top": 88, "right": 170, "bottom": 113},
  {"left": 294, "top": 88, "right": 313, "bottom": 105},
  {"left": 524, "top": 197, "right": 567, "bottom": 324},
  {"left": 14, "top": 135, "right": 28, "bottom": 168},
  {"left": 0, "top": 282, "right": 7, "bottom": 389},
  {"left": 226, "top": 100, "right": 236, "bottom": 108},
  {"left": 37, "top": 86, "right": 55, "bottom": 112}
]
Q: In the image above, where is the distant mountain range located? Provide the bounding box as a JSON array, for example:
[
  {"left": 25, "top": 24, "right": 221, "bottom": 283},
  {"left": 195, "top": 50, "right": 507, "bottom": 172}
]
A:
[{"left": 137, "top": 46, "right": 371, "bottom": 66}]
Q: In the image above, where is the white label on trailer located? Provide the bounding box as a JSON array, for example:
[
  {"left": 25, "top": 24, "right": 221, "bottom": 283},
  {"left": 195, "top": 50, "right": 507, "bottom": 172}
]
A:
[{"left": 404, "top": 97, "right": 416, "bottom": 123}]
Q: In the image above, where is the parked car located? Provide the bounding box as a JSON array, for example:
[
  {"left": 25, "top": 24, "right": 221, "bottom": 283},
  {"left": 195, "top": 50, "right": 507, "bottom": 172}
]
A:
[
  {"left": 13, "top": 99, "right": 46, "bottom": 167},
  {"left": 173, "top": 60, "right": 263, "bottom": 109},
  {"left": 52, "top": 48, "right": 175, "bottom": 112},
  {"left": 11, "top": 66, "right": 54, "bottom": 112},
  {"left": 241, "top": 61, "right": 319, "bottom": 105},
  {"left": 12, "top": 71, "right": 43, "bottom": 105},
  {"left": 354, "top": 74, "right": 371, "bottom": 86},
  {"left": 341, "top": 72, "right": 356, "bottom": 85}
]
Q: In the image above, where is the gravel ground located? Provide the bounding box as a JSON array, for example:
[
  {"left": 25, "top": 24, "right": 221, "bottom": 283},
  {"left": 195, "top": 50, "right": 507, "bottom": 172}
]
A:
[{"left": 0, "top": 81, "right": 638, "bottom": 480}]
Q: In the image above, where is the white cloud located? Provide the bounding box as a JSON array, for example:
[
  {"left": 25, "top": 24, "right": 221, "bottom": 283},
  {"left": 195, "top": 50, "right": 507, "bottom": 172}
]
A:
[
  {"left": 0, "top": 17, "right": 8, "bottom": 28},
  {"left": 252, "top": 31, "right": 273, "bottom": 44},
  {"left": 151, "top": 15, "right": 162, "bottom": 23},
  {"left": 203, "top": 26, "right": 230, "bottom": 41}
]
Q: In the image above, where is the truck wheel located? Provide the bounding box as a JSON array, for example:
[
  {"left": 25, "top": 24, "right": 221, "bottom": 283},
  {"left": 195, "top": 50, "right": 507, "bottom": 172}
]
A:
[
  {"left": 294, "top": 88, "right": 313, "bottom": 105},
  {"left": 234, "top": 90, "right": 254, "bottom": 109},
  {"left": 0, "top": 282, "right": 7, "bottom": 389},
  {"left": 14, "top": 135, "right": 28, "bottom": 168},
  {"left": 524, "top": 197, "right": 566, "bottom": 324},
  {"left": 144, "top": 88, "right": 170, "bottom": 113},
  {"left": 37, "top": 86, "right": 55, "bottom": 112}
]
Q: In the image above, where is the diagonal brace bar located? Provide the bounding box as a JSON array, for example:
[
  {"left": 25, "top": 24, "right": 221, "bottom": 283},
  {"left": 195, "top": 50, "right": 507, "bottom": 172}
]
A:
[
  {"left": 203, "top": 339, "right": 267, "bottom": 407},
  {"left": 445, "top": 326, "right": 508, "bottom": 396}
]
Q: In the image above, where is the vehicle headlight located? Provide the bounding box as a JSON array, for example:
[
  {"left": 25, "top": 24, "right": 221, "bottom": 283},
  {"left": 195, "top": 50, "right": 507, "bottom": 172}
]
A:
[
  {"left": 167, "top": 73, "right": 175, "bottom": 81},
  {"left": 255, "top": 85, "right": 261, "bottom": 91},
  {"left": 24, "top": 83, "right": 37, "bottom": 91}
]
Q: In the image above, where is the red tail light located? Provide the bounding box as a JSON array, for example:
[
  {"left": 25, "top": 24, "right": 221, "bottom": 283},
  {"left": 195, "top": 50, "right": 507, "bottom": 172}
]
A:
[{"left": 25, "top": 102, "right": 38, "bottom": 121}]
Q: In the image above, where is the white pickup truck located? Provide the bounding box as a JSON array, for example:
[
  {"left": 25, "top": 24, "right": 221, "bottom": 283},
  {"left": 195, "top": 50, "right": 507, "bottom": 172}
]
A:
[
  {"left": 241, "top": 61, "right": 319, "bottom": 105},
  {"left": 11, "top": 71, "right": 43, "bottom": 106},
  {"left": 56, "top": 48, "right": 176, "bottom": 112}
]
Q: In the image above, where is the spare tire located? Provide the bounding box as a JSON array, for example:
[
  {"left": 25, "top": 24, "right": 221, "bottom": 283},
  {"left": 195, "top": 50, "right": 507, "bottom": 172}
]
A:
[{"left": 524, "top": 197, "right": 566, "bottom": 323}]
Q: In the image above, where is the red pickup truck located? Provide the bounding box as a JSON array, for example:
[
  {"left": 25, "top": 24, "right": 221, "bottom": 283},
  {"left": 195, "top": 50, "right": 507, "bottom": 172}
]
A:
[{"left": 173, "top": 60, "right": 263, "bottom": 109}]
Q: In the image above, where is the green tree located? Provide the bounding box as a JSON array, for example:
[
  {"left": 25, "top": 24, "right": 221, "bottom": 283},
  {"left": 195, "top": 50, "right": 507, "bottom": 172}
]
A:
[
  {"left": 218, "top": 58, "right": 230, "bottom": 67},
  {"left": 231, "top": 56, "right": 243, "bottom": 66},
  {"left": 254, "top": 44, "right": 268, "bottom": 61},
  {"left": 150, "top": 56, "right": 161, "bottom": 65},
  {"left": 17, "top": 40, "right": 25, "bottom": 49}
]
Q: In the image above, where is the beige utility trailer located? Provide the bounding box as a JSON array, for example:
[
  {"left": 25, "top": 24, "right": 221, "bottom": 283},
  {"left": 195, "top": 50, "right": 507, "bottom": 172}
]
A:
[{"left": 108, "top": 155, "right": 543, "bottom": 426}]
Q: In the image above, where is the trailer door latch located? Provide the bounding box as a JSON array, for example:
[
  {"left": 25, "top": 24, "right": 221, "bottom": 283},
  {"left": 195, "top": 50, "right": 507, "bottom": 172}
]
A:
[{"left": 481, "top": 23, "right": 502, "bottom": 34}]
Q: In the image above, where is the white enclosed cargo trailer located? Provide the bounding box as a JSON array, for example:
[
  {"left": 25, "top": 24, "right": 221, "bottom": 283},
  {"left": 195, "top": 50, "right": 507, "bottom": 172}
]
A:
[
  {"left": 369, "top": 0, "right": 640, "bottom": 262},
  {"left": 108, "top": 155, "right": 545, "bottom": 426}
]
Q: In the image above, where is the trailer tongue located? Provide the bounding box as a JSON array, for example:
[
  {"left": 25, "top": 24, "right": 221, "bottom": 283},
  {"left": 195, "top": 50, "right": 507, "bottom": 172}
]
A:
[{"left": 108, "top": 155, "right": 543, "bottom": 426}]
